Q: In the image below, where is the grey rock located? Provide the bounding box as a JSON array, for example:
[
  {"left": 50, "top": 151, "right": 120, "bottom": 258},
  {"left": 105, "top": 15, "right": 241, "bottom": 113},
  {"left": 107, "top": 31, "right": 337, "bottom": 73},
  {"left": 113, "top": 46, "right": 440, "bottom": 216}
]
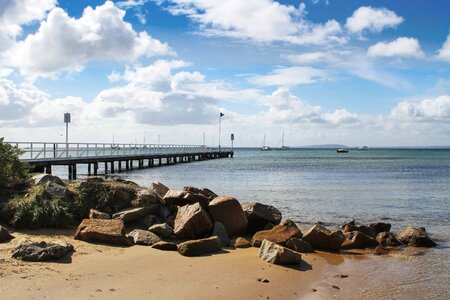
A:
[
  {"left": 128, "top": 229, "right": 161, "bottom": 246},
  {"left": 177, "top": 236, "right": 222, "bottom": 257},
  {"left": 148, "top": 223, "right": 173, "bottom": 238},
  {"left": 0, "top": 226, "right": 15, "bottom": 243},
  {"left": 213, "top": 222, "right": 231, "bottom": 247},
  {"left": 259, "top": 239, "right": 302, "bottom": 265},
  {"left": 11, "top": 239, "right": 73, "bottom": 262},
  {"left": 88, "top": 209, "right": 111, "bottom": 220},
  {"left": 131, "top": 189, "right": 162, "bottom": 207},
  {"left": 183, "top": 186, "right": 218, "bottom": 200},
  {"left": 112, "top": 206, "right": 158, "bottom": 223},
  {"left": 31, "top": 174, "right": 65, "bottom": 186}
]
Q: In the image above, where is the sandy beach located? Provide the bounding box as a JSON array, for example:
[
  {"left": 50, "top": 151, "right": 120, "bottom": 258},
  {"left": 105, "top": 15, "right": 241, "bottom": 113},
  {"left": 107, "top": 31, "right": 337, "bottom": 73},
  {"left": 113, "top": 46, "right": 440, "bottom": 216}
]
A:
[{"left": 0, "top": 229, "right": 372, "bottom": 300}]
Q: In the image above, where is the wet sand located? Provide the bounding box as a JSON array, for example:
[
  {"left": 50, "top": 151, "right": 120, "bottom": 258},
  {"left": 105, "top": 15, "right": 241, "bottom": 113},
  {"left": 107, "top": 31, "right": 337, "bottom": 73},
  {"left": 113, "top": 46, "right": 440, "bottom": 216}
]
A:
[{"left": 0, "top": 230, "right": 372, "bottom": 300}]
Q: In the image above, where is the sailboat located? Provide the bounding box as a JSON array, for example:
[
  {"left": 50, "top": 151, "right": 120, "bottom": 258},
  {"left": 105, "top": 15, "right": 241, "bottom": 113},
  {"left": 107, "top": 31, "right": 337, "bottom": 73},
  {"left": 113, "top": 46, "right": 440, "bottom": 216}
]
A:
[
  {"left": 275, "top": 132, "right": 290, "bottom": 150},
  {"left": 261, "top": 134, "right": 272, "bottom": 151}
]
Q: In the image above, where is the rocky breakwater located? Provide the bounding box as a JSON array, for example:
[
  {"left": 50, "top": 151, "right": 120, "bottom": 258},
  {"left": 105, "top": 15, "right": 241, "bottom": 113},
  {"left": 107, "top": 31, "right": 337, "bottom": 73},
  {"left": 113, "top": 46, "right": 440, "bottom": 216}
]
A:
[{"left": 0, "top": 175, "right": 439, "bottom": 267}]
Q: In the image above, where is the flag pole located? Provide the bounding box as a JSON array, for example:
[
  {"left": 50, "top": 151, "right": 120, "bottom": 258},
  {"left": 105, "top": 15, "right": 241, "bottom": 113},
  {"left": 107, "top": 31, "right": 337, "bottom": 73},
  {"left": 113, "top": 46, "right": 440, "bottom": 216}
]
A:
[{"left": 219, "top": 113, "right": 222, "bottom": 152}]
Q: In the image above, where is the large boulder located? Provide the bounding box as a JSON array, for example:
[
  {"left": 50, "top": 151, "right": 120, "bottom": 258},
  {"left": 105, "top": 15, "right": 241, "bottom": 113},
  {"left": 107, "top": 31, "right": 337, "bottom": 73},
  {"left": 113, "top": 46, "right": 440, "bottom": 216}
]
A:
[
  {"left": 88, "top": 209, "right": 110, "bottom": 220},
  {"left": 208, "top": 196, "right": 248, "bottom": 237},
  {"left": 213, "top": 222, "right": 231, "bottom": 247},
  {"left": 112, "top": 206, "right": 158, "bottom": 223},
  {"left": 241, "top": 202, "right": 282, "bottom": 234},
  {"left": 150, "top": 182, "right": 170, "bottom": 199},
  {"left": 285, "top": 238, "right": 314, "bottom": 253},
  {"left": 110, "top": 189, "right": 135, "bottom": 211},
  {"left": 259, "top": 239, "right": 302, "bottom": 265},
  {"left": 369, "top": 222, "right": 391, "bottom": 236},
  {"left": 148, "top": 223, "right": 173, "bottom": 238},
  {"left": 11, "top": 239, "right": 73, "bottom": 262},
  {"left": 74, "top": 219, "right": 130, "bottom": 246},
  {"left": 302, "top": 224, "right": 345, "bottom": 251},
  {"left": 183, "top": 186, "right": 218, "bottom": 200},
  {"left": 251, "top": 225, "right": 302, "bottom": 247},
  {"left": 177, "top": 236, "right": 222, "bottom": 257},
  {"left": 341, "top": 231, "right": 378, "bottom": 249},
  {"left": 376, "top": 232, "right": 401, "bottom": 247},
  {"left": 0, "top": 226, "right": 15, "bottom": 243},
  {"left": 131, "top": 189, "right": 161, "bottom": 207},
  {"left": 397, "top": 227, "right": 437, "bottom": 247},
  {"left": 151, "top": 241, "right": 178, "bottom": 251},
  {"left": 128, "top": 229, "right": 161, "bottom": 246},
  {"left": 173, "top": 202, "right": 213, "bottom": 239},
  {"left": 31, "top": 174, "right": 65, "bottom": 186}
]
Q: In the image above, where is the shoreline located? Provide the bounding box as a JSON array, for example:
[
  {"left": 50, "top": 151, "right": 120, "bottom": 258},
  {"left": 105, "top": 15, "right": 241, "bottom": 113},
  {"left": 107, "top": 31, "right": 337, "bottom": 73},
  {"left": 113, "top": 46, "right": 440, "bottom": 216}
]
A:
[{"left": 0, "top": 229, "right": 361, "bottom": 300}]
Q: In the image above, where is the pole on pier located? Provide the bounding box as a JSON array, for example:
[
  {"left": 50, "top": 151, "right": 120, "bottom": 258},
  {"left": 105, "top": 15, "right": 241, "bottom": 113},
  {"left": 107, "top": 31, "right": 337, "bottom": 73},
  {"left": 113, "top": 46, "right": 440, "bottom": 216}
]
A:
[
  {"left": 219, "top": 112, "right": 224, "bottom": 152},
  {"left": 64, "top": 113, "right": 71, "bottom": 157}
]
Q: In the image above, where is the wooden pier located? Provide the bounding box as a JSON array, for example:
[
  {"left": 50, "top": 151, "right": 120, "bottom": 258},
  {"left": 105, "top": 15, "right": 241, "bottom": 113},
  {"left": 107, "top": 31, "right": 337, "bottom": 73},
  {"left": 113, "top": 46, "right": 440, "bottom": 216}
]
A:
[{"left": 8, "top": 142, "right": 233, "bottom": 180}]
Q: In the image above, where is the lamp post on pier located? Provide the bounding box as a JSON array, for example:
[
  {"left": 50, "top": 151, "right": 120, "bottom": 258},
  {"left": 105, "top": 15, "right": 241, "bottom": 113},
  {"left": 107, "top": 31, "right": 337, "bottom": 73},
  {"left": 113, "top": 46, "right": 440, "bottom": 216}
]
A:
[{"left": 64, "top": 112, "right": 71, "bottom": 157}]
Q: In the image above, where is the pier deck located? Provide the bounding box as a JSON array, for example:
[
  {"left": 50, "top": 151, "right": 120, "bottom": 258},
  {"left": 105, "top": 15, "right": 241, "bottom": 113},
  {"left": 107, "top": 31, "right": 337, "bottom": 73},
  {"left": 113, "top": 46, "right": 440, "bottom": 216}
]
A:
[{"left": 8, "top": 142, "right": 233, "bottom": 179}]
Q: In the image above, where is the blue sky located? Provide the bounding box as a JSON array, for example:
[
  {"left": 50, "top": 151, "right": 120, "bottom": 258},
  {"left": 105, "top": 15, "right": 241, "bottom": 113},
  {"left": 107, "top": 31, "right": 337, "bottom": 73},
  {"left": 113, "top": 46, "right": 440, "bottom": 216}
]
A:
[{"left": 0, "top": 0, "right": 450, "bottom": 146}]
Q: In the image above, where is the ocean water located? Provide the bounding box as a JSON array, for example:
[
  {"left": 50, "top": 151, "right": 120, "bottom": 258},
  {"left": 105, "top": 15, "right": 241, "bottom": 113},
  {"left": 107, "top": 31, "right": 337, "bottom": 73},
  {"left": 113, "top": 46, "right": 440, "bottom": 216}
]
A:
[{"left": 53, "top": 148, "right": 450, "bottom": 298}]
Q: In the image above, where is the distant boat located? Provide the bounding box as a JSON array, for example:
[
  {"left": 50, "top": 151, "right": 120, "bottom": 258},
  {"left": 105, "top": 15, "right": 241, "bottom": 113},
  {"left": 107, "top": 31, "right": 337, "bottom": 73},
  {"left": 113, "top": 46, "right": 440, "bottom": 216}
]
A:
[
  {"left": 261, "top": 134, "right": 272, "bottom": 151},
  {"left": 357, "top": 146, "right": 369, "bottom": 151},
  {"left": 275, "top": 132, "right": 290, "bottom": 150},
  {"left": 337, "top": 148, "right": 349, "bottom": 153}
]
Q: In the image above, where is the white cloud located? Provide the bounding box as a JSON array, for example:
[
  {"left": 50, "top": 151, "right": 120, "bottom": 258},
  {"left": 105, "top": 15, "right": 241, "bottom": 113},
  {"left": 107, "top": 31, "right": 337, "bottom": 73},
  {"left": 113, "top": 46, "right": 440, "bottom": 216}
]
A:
[
  {"left": 248, "top": 66, "right": 327, "bottom": 86},
  {"left": 159, "top": 0, "right": 344, "bottom": 45},
  {"left": 390, "top": 96, "right": 450, "bottom": 120},
  {"left": 346, "top": 6, "right": 403, "bottom": 34},
  {"left": 285, "top": 51, "right": 330, "bottom": 64},
  {"left": 368, "top": 37, "right": 424, "bottom": 58},
  {"left": 2, "top": 1, "right": 173, "bottom": 79},
  {"left": 437, "top": 34, "right": 450, "bottom": 62}
]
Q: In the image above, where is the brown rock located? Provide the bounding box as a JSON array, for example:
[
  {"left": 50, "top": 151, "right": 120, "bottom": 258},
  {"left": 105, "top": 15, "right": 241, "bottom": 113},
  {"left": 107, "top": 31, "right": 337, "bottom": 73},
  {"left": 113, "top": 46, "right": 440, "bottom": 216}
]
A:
[
  {"left": 0, "top": 226, "right": 15, "bottom": 243},
  {"left": 341, "top": 231, "right": 378, "bottom": 249},
  {"left": 251, "top": 225, "right": 302, "bottom": 247},
  {"left": 177, "top": 236, "right": 222, "bottom": 257},
  {"left": 74, "top": 219, "right": 130, "bottom": 246},
  {"left": 259, "top": 239, "right": 302, "bottom": 265},
  {"left": 302, "top": 224, "right": 345, "bottom": 251},
  {"left": 88, "top": 209, "right": 110, "bottom": 220},
  {"left": 31, "top": 174, "right": 65, "bottom": 186},
  {"left": 150, "top": 182, "right": 170, "bottom": 199},
  {"left": 342, "top": 224, "right": 376, "bottom": 238},
  {"left": 397, "top": 227, "right": 437, "bottom": 247},
  {"left": 280, "top": 219, "right": 298, "bottom": 228},
  {"left": 285, "top": 238, "right": 314, "bottom": 253},
  {"left": 148, "top": 223, "right": 173, "bottom": 238},
  {"left": 183, "top": 186, "right": 218, "bottom": 200},
  {"left": 233, "top": 237, "right": 251, "bottom": 248},
  {"left": 112, "top": 206, "right": 158, "bottom": 223},
  {"left": 208, "top": 196, "right": 248, "bottom": 237},
  {"left": 241, "top": 202, "right": 282, "bottom": 234},
  {"left": 376, "top": 232, "right": 401, "bottom": 247},
  {"left": 173, "top": 202, "right": 213, "bottom": 239},
  {"left": 374, "top": 246, "right": 389, "bottom": 255},
  {"left": 369, "top": 222, "right": 391, "bottom": 235},
  {"left": 151, "top": 241, "right": 178, "bottom": 251},
  {"left": 163, "top": 190, "right": 209, "bottom": 207},
  {"left": 131, "top": 189, "right": 161, "bottom": 207}
]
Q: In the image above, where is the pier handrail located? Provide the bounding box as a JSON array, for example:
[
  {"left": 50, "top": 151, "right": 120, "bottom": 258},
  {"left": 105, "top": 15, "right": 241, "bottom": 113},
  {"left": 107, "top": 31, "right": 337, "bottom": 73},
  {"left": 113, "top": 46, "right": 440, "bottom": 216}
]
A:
[{"left": 6, "top": 141, "right": 222, "bottom": 160}]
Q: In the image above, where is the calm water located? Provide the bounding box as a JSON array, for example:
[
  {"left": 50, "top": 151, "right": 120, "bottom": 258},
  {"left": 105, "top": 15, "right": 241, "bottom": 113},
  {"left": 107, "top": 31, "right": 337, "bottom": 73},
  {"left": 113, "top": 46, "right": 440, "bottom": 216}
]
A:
[{"left": 54, "top": 148, "right": 450, "bottom": 298}]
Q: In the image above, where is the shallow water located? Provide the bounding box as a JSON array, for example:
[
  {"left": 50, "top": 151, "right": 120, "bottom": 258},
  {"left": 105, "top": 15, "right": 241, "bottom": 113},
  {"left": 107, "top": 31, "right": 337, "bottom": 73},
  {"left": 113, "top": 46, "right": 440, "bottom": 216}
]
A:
[{"left": 52, "top": 148, "right": 450, "bottom": 298}]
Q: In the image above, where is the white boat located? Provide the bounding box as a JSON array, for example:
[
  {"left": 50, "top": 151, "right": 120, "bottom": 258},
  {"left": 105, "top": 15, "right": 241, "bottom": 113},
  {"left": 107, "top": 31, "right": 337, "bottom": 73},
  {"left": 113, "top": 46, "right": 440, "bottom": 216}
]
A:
[
  {"left": 261, "top": 134, "right": 272, "bottom": 151},
  {"left": 275, "top": 132, "right": 290, "bottom": 150}
]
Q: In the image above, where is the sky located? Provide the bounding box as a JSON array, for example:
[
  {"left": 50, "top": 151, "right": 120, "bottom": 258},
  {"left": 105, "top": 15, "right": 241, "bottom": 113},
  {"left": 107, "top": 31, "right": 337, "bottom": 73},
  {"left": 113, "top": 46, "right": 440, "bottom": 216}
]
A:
[{"left": 0, "top": 0, "right": 450, "bottom": 147}]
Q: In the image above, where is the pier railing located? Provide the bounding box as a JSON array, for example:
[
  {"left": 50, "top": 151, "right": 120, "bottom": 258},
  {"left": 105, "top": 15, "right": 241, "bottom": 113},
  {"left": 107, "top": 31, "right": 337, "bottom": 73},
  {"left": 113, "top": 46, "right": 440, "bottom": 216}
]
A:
[{"left": 7, "top": 142, "right": 217, "bottom": 160}]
